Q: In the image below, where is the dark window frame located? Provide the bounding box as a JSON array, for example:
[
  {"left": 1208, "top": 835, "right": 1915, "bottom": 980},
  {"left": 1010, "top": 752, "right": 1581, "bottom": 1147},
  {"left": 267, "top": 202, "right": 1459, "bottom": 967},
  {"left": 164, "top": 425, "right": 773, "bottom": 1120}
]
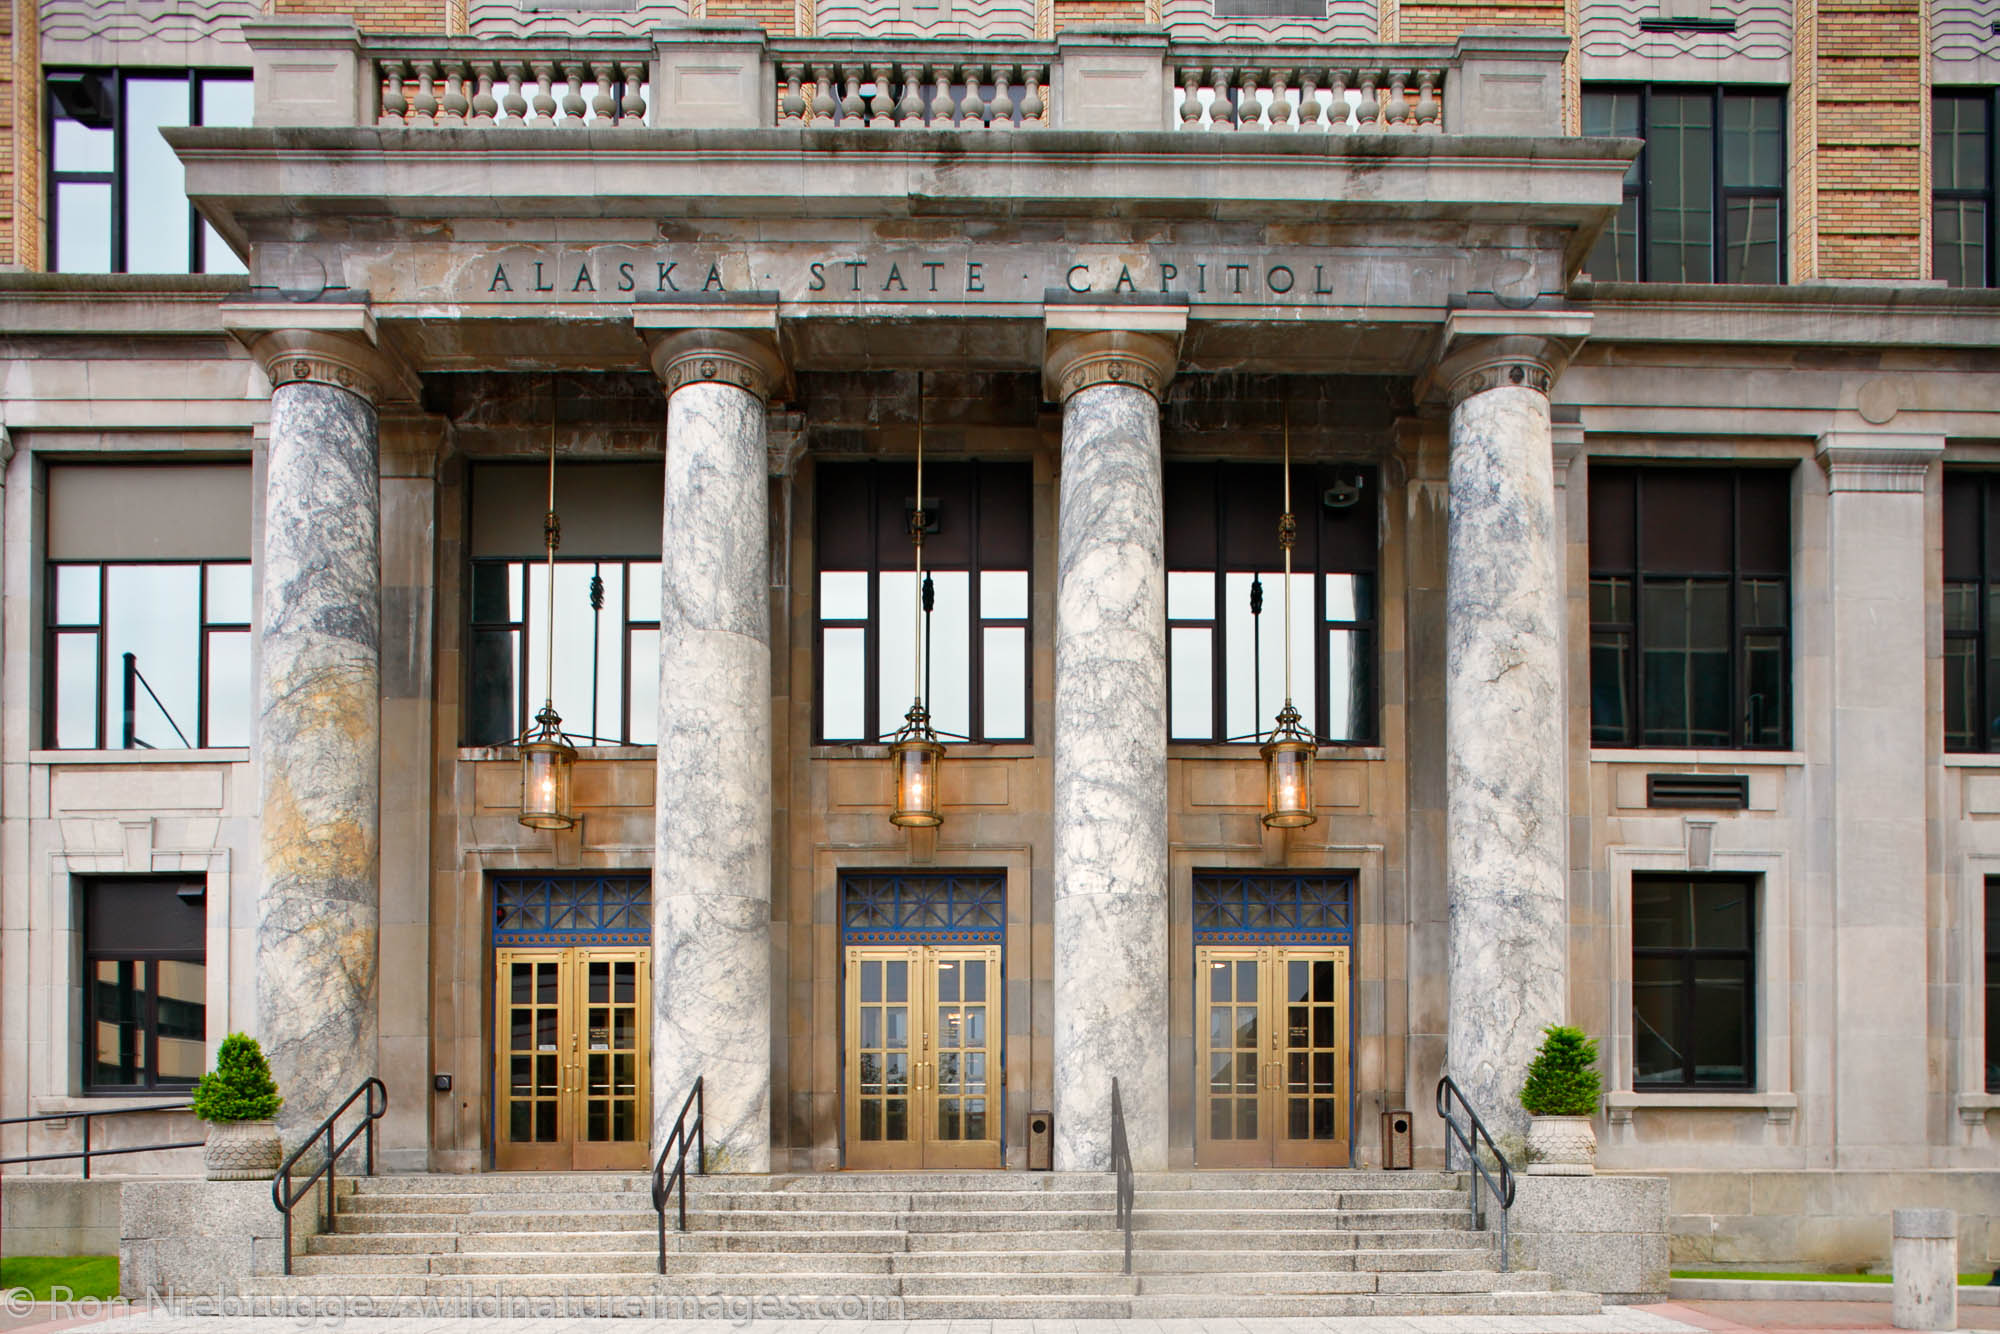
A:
[
  {"left": 1166, "top": 461, "right": 1380, "bottom": 747},
  {"left": 464, "top": 555, "right": 662, "bottom": 748},
  {"left": 44, "top": 558, "right": 252, "bottom": 751},
  {"left": 1988, "top": 876, "right": 2000, "bottom": 1093},
  {"left": 813, "top": 459, "right": 1033, "bottom": 746},
  {"left": 1933, "top": 89, "right": 1998, "bottom": 288},
  {"left": 80, "top": 875, "right": 206, "bottom": 1094},
  {"left": 45, "top": 67, "right": 251, "bottom": 274},
  {"left": 1581, "top": 83, "right": 1789, "bottom": 285},
  {"left": 1631, "top": 873, "right": 1757, "bottom": 1091},
  {"left": 1589, "top": 465, "right": 1793, "bottom": 751},
  {"left": 1944, "top": 471, "right": 2000, "bottom": 753}
]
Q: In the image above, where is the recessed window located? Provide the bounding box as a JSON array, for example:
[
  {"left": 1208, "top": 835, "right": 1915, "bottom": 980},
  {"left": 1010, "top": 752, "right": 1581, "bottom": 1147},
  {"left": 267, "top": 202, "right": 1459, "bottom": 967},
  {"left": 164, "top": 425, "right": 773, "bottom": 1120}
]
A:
[
  {"left": 1164, "top": 462, "right": 1377, "bottom": 746},
  {"left": 46, "top": 69, "right": 252, "bottom": 274},
  {"left": 1988, "top": 877, "right": 2000, "bottom": 1093},
  {"left": 1582, "top": 85, "right": 1786, "bottom": 284},
  {"left": 465, "top": 462, "right": 664, "bottom": 748},
  {"left": 44, "top": 464, "right": 252, "bottom": 751},
  {"left": 1940, "top": 472, "right": 2000, "bottom": 752},
  {"left": 1935, "top": 91, "right": 1996, "bottom": 289},
  {"left": 815, "top": 460, "right": 1031, "bottom": 745},
  {"left": 1632, "top": 874, "right": 1755, "bottom": 1089},
  {"left": 82, "top": 877, "right": 206, "bottom": 1091},
  {"left": 1589, "top": 465, "right": 1792, "bottom": 750}
]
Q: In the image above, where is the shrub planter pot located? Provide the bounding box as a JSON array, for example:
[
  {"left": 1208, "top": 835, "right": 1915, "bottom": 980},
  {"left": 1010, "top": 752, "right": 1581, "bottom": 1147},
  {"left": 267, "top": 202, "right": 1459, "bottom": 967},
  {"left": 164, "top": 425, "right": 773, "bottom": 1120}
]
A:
[
  {"left": 204, "top": 1119, "right": 281, "bottom": 1181},
  {"left": 1524, "top": 1114, "right": 1596, "bottom": 1175}
]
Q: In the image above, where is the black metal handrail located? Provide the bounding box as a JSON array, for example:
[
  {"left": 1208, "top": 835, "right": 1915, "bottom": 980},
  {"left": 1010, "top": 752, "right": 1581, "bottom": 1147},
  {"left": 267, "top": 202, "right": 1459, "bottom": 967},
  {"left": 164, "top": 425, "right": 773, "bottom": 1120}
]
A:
[
  {"left": 0, "top": 1103, "right": 200, "bottom": 1177},
  {"left": 1435, "top": 1074, "right": 1515, "bottom": 1273},
  {"left": 272, "top": 1077, "right": 388, "bottom": 1276},
  {"left": 1110, "top": 1077, "right": 1134, "bottom": 1276},
  {"left": 651, "top": 1076, "right": 705, "bottom": 1274}
]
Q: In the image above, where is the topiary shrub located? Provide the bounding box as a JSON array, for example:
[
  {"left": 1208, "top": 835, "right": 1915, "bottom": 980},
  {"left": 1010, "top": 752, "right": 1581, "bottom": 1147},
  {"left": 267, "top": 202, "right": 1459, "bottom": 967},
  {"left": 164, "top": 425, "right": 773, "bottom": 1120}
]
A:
[
  {"left": 1520, "top": 1024, "right": 1600, "bottom": 1117},
  {"left": 190, "top": 1032, "right": 283, "bottom": 1123}
]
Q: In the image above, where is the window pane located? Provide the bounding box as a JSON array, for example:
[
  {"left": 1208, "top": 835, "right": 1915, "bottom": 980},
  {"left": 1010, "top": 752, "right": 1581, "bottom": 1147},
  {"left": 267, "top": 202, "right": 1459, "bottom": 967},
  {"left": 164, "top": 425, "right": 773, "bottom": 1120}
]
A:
[
  {"left": 820, "top": 570, "right": 869, "bottom": 621},
  {"left": 154, "top": 958, "right": 206, "bottom": 1084},
  {"left": 104, "top": 565, "right": 201, "bottom": 749},
  {"left": 54, "top": 631, "right": 101, "bottom": 749},
  {"left": 1948, "top": 637, "right": 1979, "bottom": 753},
  {"left": 1722, "top": 94, "right": 1783, "bottom": 189},
  {"left": 628, "top": 627, "right": 659, "bottom": 745},
  {"left": 1634, "top": 878, "right": 1692, "bottom": 949},
  {"left": 1582, "top": 89, "right": 1642, "bottom": 186},
  {"left": 124, "top": 77, "right": 192, "bottom": 274},
  {"left": 981, "top": 570, "right": 1028, "bottom": 621},
  {"left": 1935, "top": 96, "right": 1990, "bottom": 193},
  {"left": 53, "top": 113, "right": 113, "bottom": 172},
  {"left": 1694, "top": 880, "right": 1751, "bottom": 949},
  {"left": 1587, "top": 198, "right": 1641, "bottom": 282},
  {"left": 1590, "top": 575, "right": 1632, "bottom": 626},
  {"left": 629, "top": 561, "right": 661, "bottom": 623},
  {"left": 1325, "top": 573, "right": 1372, "bottom": 623},
  {"left": 1647, "top": 93, "right": 1716, "bottom": 283},
  {"left": 468, "top": 627, "right": 521, "bottom": 745},
  {"left": 822, "top": 625, "right": 867, "bottom": 740},
  {"left": 205, "top": 563, "right": 251, "bottom": 625},
  {"left": 205, "top": 629, "right": 251, "bottom": 747},
  {"left": 1692, "top": 958, "right": 1749, "bottom": 1084},
  {"left": 471, "top": 562, "right": 517, "bottom": 624},
  {"left": 1170, "top": 626, "right": 1214, "bottom": 740},
  {"left": 198, "top": 76, "right": 254, "bottom": 127},
  {"left": 1591, "top": 629, "right": 1632, "bottom": 745},
  {"left": 1724, "top": 198, "right": 1781, "bottom": 284},
  {"left": 1168, "top": 571, "right": 1215, "bottom": 621},
  {"left": 92, "top": 960, "right": 148, "bottom": 1087},
  {"left": 55, "top": 565, "right": 101, "bottom": 625},
  {"left": 1224, "top": 572, "right": 1315, "bottom": 741},
  {"left": 530, "top": 562, "right": 625, "bottom": 747},
  {"left": 1633, "top": 955, "right": 1683, "bottom": 1086},
  {"left": 881, "top": 570, "right": 970, "bottom": 742},
  {"left": 981, "top": 625, "right": 1027, "bottom": 740},
  {"left": 1326, "top": 627, "right": 1371, "bottom": 743},
  {"left": 201, "top": 223, "right": 245, "bottom": 277},
  {"left": 1641, "top": 579, "right": 1731, "bottom": 746},
  {"left": 1742, "top": 632, "right": 1787, "bottom": 747},
  {"left": 55, "top": 181, "right": 113, "bottom": 274},
  {"left": 1934, "top": 200, "right": 1988, "bottom": 290},
  {"left": 1741, "top": 577, "right": 1787, "bottom": 628}
]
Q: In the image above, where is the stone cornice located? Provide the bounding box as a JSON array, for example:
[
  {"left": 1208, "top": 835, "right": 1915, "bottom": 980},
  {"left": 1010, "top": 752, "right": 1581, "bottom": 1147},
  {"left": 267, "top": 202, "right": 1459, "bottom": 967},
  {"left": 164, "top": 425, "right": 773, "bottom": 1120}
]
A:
[{"left": 1815, "top": 431, "right": 1945, "bottom": 493}]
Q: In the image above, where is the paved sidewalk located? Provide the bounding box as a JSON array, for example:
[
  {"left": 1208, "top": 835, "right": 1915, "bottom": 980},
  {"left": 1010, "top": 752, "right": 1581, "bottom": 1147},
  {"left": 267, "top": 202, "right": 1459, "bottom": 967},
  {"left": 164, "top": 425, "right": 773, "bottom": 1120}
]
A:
[{"left": 1642, "top": 1298, "right": 2000, "bottom": 1331}]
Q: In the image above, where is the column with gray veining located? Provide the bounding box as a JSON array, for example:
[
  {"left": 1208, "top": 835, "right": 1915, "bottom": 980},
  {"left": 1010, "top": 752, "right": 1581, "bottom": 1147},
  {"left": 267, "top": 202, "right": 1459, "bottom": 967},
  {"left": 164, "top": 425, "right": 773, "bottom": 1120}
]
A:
[
  {"left": 249, "top": 332, "right": 387, "bottom": 1136},
  {"left": 1046, "top": 329, "right": 1178, "bottom": 1172},
  {"left": 647, "top": 331, "right": 785, "bottom": 1172},
  {"left": 1441, "top": 338, "right": 1573, "bottom": 1141}
]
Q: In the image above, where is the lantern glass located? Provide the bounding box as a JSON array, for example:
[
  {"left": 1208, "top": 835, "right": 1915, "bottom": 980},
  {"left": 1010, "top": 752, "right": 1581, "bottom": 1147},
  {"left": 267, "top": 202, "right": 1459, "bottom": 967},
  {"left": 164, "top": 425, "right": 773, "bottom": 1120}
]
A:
[
  {"left": 519, "top": 738, "right": 576, "bottom": 829},
  {"left": 1262, "top": 738, "right": 1316, "bottom": 829},
  {"left": 890, "top": 737, "right": 944, "bottom": 828}
]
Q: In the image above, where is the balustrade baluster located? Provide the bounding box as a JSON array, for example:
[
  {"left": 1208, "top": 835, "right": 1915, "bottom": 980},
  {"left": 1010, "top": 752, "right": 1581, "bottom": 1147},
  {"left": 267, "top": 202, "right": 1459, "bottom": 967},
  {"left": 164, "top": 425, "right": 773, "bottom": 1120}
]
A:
[
  {"left": 1268, "top": 68, "right": 1295, "bottom": 131},
  {"left": 1210, "top": 66, "right": 1234, "bottom": 131},
  {"left": 811, "top": 63, "right": 838, "bottom": 126},
  {"left": 839, "top": 64, "right": 866, "bottom": 126},
  {"left": 961, "top": 63, "right": 988, "bottom": 127},
  {"left": 590, "top": 62, "right": 618, "bottom": 124},
  {"left": 869, "top": 63, "right": 896, "bottom": 127},
  {"left": 560, "top": 62, "right": 588, "bottom": 124},
  {"left": 500, "top": 61, "right": 528, "bottom": 125},
  {"left": 529, "top": 61, "right": 558, "bottom": 126},
  {"left": 898, "top": 64, "right": 926, "bottom": 128},
  {"left": 932, "top": 64, "right": 958, "bottom": 127},
  {"left": 440, "top": 61, "right": 469, "bottom": 125},
  {"left": 1021, "top": 65, "right": 1045, "bottom": 128},
  {"left": 1385, "top": 68, "right": 1409, "bottom": 130},
  {"left": 619, "top": 60, "right": 647, "bottom": 125},
  {"left": 1298, "top": 68, "right": 1323, "bottom": 132},
  {"left": 470, "top": 63, "right": 499, "bottom": 125},
  {"left": 1415, "top": 69, "right": 1441, "bottom": 131},
  {"left": 1328, "top": 68, "right": 1351, "bottom": 131},
  {"left": 1237, "top": 67, "right": 1263, "bottom": 131},
  {"left": 1179, "top": 66, "right": 1204, "bottom": 130},
  {"left": 990, "top": 63, "right": 1016, "bottom": 130},
  {"left": 410, "top": 59, "right": 439, "bottom": 127},
  {"left": 379, "top": 60, "right": 408, "bottom": 126},
  {"left": 780, "top": 63, "right": 807, "bottom": 125},
  {"left": 1355, "top": 68, "right": 1380, "bottom": 130}
]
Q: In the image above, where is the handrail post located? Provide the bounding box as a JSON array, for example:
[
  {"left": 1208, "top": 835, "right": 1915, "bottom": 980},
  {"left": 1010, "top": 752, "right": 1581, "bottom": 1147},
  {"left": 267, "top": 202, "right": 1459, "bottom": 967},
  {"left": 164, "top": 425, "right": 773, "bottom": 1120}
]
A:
[
  {"left": 81, "top": 1113, "right": 91, "bottom": 1180},
  {"left": 695, "top": 1077, "right": 705, "bottom": 1175}
]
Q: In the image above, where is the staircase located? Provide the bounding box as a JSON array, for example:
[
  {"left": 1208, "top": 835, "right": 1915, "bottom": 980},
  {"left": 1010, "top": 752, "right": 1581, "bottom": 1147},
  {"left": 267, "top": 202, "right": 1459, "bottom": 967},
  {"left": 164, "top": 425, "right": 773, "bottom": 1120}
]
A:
[{"left": 239, "top": 1170, "right": 1598, "bottom": 1317}]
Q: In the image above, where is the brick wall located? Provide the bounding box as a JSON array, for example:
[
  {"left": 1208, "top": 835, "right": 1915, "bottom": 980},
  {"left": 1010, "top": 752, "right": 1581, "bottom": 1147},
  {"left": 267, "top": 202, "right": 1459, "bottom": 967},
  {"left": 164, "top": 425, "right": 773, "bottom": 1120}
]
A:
[
  {"left": 1383, "top": 0, "right": 1577, "bottom": 132},
  {"left": 2, "top": 0, "right": 38, "bottom": 271},
  {"left": 1051, "top": 0, "right": 1147, "bottom": 29},
  {"left": 707, "top": 0, "right": 799, "bottom": 35},
  {"left": 1803, "top": 0, "right": 1926, "bottom": 280},
  {"left": 274, "top": 0, "right": 451, "bottom": 31}
]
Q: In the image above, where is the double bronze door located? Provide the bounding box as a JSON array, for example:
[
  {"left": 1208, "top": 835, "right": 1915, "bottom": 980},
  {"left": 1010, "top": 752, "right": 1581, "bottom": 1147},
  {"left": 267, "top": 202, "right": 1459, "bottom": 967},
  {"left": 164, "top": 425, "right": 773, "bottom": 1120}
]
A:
[
  {"left": 1197, "top": 944, "right": 1351, "bottom": 1167},
  {"left": 844, "top": 945, "right": 1001, "bottom": 1169},
  {"left": 494, "top": 947, "right": 650, "bottom": 1171}
]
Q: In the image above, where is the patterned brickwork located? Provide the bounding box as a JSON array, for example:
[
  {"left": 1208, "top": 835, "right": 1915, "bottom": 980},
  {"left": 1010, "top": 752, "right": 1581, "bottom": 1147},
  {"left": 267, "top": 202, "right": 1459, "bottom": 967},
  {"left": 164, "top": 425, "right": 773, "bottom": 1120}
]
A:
[
  {"left": 1391, "top": 0, "right": 1564, "bottom": 40},
  {"left": 1052, "top": 0, "right": 1147, "bottom": 28},
  {"left": 707, "top": 0, "right": 798, "bottom": 33},
  {"left": 3, "top": 0, "right": 38, "bottom": 271},
  {"left": 1806, "top": 0, "right": 1927, "bottom": 279},
  {"left": 273, "top": 0, "right": 449, "bottom": 30}
]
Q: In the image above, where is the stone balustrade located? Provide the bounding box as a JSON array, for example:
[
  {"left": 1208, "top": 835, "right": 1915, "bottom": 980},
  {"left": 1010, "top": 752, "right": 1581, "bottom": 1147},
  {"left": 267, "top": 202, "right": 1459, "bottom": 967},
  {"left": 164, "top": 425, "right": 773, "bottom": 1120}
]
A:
[
  {"left": 768, "top": 47, "right": 1053, "bottom": 129},
  {"left": 242, "top": 19, "right": 1568, "bottom": 137}
]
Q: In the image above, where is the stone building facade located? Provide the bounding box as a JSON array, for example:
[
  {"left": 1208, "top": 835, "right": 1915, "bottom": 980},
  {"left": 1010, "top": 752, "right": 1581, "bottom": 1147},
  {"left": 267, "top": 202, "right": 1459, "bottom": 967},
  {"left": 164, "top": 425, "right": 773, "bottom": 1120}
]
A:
[{"left": 1, "top": 0, "right": 1999, "bottom": 1274}]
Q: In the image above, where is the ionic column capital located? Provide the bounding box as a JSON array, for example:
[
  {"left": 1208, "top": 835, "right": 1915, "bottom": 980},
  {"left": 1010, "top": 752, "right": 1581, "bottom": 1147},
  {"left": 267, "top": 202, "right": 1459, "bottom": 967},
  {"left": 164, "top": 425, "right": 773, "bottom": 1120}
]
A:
[
  {"left": 1042, "top": 305, "right": 1186, "bottom": 406},
  {"left": 225, "top": 304, "right": 417, "bottom": 407},
  {"left": 636, "top": 303, "right": 790, "bottom": 404},
  {"left": 1425, "top": 308, "right": 1592, "bottom": 410}
]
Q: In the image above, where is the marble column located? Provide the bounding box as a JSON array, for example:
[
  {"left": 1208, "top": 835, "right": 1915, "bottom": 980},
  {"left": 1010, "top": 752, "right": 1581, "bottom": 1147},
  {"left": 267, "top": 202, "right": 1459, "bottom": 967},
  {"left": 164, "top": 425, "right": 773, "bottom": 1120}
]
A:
[
  {"left": 1440, "top": 339, "right": 1572, "bottom": 1141},
  {"left": 647, "top": 331, "right": 786, "bottom": 1173},
  {"left": 1046, "top": 329, "right": 1178, "bottom": 1172},
  {"left": 249, "top": 331, "right": 389, "bottom": 1137}
]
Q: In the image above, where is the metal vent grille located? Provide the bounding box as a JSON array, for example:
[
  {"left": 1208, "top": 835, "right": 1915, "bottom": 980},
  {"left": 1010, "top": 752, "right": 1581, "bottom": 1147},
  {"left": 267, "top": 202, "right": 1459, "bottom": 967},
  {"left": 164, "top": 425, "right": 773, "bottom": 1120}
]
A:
[{"left": 1646, "top": 773, "right": 1750, "bottom": 810}]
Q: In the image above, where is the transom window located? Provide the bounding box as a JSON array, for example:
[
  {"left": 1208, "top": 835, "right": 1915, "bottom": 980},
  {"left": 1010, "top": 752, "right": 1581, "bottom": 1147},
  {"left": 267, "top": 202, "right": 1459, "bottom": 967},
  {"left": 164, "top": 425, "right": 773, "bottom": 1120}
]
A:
[
  {"left": 840, "top": 872, "right": 1006, "bottom": 943},
  {"left": 1192, "top": 873, "right": 1354, "bottom": 945},
  {"left": 816, "top": 460, "right": 1031, "bottom": 744},
  {"left": 82, "top": 876, "right": 206, "bottom": 1091},
  {"left": 1582, "top": 85, "right": 1786, "bottom": 284},
  {"left": 1165, "top": 462, "right": 1377, "bottom": 746},
  {"left": 47, "top": 69, "right": 252, "bottom": 274},
  {"left": 1934, "top": 90, "right": 1997, "bottom": 288},
  {"left": 1589, "top": 465, "right": 1792, "bottom": 750},
  {"left": 1632, "top": 874, "right": 1755, "bottom": 1089},
  {"left": 492, "top": 873, "right": 650, "bottom": 947}
]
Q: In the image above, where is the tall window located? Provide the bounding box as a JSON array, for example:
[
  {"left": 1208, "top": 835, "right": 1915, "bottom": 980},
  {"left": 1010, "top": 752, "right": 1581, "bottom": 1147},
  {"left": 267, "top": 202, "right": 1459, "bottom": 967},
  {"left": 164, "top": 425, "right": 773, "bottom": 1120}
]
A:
[
  {"left": 1942, "top": 472, "right": 2000, "bottom": 752},
  {"left": 47, "top": 70, "right": 252, "bottom": 274},
  {"left": 83, "top": 877, "right": 206, "bottom": 1091},
  {"left": 45, "top": 464, "right": 252, "bottom": 750},
  {"left": 815, "top": 460, "right": 1031, "bottom": 744},
  {"left": 1935, "top": 91, "right": 1997, "bottom": 288},
  {"left": 1632, "top": 874, "right": 1755, "bottom": 1089},
  {"left": 1582, "top": 86, "right": 1786, "bottom": 284},
  {"left": 1988, "top": 877, "right": 2000, "bottom": 1092},
  {"left": 1165, "top": 462, "right": 1377, "bottom": 746},
  {"left": 465, "top": 462, "right": 663, "bottom": 748},
  {"left": 1589, "top": 465, "right": 1792, "bottom": 750}
]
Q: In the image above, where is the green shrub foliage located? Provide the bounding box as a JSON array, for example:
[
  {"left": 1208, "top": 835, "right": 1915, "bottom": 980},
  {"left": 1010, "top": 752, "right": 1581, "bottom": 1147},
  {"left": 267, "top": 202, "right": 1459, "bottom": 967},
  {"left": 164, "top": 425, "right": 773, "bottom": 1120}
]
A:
[
  {"left": 190, "top": 1032, "right": 283, "bottom": 1123},
  {"left": 1519, "top": 1024, "right": 1600, "bottom": 1117}
]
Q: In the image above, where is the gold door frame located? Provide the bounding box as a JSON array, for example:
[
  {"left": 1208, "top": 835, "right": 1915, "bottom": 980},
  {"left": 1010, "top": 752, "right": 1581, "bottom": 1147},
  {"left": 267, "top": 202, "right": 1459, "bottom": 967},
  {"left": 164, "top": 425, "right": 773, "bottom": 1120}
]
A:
[
  {"left": 1195, "top": 944, "right": 1350, "bottom": 1168},
  {"left": 843, "top": 944, "right": 1002, "bottom": 1170},
  {"left": 494, "top": 947, "right": 652, "bottom": 1171}
]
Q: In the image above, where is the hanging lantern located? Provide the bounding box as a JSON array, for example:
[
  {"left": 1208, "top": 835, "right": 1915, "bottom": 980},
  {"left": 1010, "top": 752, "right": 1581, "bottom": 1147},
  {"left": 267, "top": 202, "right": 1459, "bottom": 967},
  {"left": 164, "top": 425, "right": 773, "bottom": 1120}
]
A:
[
  {"left": 518, "top": 376, "right": 577, "bottom": 830},
  {"left": 1261, "top": 408, "right": 1319, "bottom": 831},
  {"left": 889, "top": 702, "right": 945, "bottom": 828}
]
